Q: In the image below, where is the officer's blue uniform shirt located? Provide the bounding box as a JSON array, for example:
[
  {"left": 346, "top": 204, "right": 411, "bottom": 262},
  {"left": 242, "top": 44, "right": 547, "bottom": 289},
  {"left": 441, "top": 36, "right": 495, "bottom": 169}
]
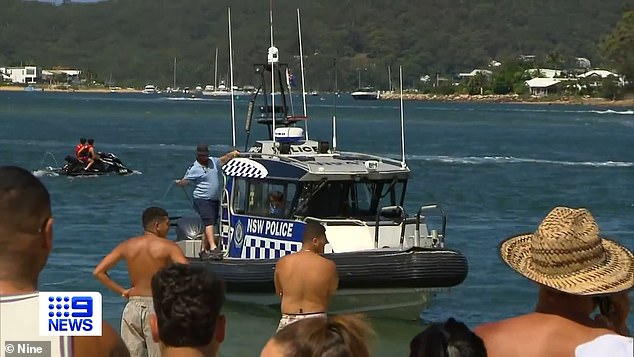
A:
[{"left": 183, "top": 157, "right": 221, "bottom": 200}]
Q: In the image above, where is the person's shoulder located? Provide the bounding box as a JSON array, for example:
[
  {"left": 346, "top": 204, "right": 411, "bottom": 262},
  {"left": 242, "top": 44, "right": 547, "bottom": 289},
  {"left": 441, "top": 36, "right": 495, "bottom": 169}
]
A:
[
  {"left": 276, "top": 254, "right": 291, "bottom": 266},
  {"left": 475, "top": 314, "right": 527, "bottom": 337},
  {"left": 73, "top": 321, "right": 130, "bottom": 357},
  {"left": 318, "top": 254, "right": 336, "bottom": 267}
]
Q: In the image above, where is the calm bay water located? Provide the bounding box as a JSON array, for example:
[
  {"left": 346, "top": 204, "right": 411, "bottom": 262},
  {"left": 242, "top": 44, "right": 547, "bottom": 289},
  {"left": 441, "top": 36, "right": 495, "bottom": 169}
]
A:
[{"left": 0, "top": 91, "right": 632, "bottom": 356}]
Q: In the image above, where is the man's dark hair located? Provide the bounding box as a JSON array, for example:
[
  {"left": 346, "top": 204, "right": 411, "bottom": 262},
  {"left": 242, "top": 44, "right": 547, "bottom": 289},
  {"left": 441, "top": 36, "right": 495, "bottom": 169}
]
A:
[
  {"left": 87, "top": 138, "right": 94, "bottom": 145},
  {"left": 152, "top": 263, "right": 226, "bottom": 347},
  {"left": 142, "top": 206, "right": 168, "bottom": 229},
  {"left": 0, "top": 166, "right": 50, "bottom": 235},
  {"left": 80, "top": 138, "right": 86, "bottom": 144},
  {"left": 409, "top": 318, "right": 487, "bottom": 357},
  {"left": 302, "top": 220, "right": 326, "bottom": 243}
]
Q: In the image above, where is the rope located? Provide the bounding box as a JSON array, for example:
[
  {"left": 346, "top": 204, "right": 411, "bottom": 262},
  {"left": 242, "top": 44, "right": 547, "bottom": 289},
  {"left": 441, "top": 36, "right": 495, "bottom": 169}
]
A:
[
  {"left": 149, "top": 181, "right": 175, "bottom": 204},
  {"left": 180, "top": 185, "right": 193, "bottom": 205},
  {"left": 147, "top": 181, "right": 193, "bottom": 206}
]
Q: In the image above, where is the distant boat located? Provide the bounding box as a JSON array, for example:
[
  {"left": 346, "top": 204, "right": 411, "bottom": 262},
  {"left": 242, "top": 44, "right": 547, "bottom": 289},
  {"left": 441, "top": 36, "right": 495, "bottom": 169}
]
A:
[
  {"left": 309, "top": 90, "right": 319, "bottom": 96},
  {"left": 24, "top": 85, "right": 43, "bottom": 92},
  {"left": 351, "top": 87, "right": 380, "bottom": 100},
  {"left": 142, "top": 84, "right": 157, "bottom": 94}
]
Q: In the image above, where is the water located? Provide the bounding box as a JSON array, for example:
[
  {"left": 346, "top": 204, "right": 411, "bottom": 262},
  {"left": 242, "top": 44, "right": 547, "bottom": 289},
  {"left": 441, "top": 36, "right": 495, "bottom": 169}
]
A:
[{"left": 1, "top": 91, "right": 633, "bottom": 355}]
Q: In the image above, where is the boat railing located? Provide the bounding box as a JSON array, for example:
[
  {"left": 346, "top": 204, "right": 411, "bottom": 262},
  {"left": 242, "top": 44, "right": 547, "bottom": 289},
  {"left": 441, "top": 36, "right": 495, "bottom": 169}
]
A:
[
  {"left": 302, "top": 216, "right": 367, "bottom": 227},
  {"left": 238, "top": 152, "right": 332, "bottom": 169},
  {"left": 375, "top": 206, "right": 407, "bottom": 249},
  {"left": 219, "top": 178, "right": 231, "bottom": 251},
  {"left": 416, "top": 204, "right": 447, "bottom": 248},
  {"left": 336, "top": 151, "right": 405, "bottom": 167},
  {"left": 236, "top": 151, "right": 407, "bottom": 174}
]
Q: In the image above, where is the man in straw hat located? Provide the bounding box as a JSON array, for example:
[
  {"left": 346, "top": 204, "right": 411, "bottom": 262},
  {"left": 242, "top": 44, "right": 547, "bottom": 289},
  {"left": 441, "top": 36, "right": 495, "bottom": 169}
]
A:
[{"left": 475, "top": 206, "right": 633, "bottom": 357}]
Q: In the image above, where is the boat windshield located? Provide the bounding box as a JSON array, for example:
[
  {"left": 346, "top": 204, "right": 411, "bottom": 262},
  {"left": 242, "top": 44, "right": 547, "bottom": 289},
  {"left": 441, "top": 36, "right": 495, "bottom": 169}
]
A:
[
  {"left": 231, "top": 179, "right": 298, "bottom": 219},
  {"left": 296, "top": 179, "right": 406, "bottom": 220}
]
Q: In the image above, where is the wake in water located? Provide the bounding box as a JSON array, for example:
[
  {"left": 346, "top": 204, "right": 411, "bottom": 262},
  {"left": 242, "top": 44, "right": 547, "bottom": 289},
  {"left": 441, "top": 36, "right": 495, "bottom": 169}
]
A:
[
  {"left": 588, "top": 109, "right": 633, "bottom": 115},
  {"left": 406, "top": 154, "right": 633, "bottom": 167},
  {"left": 32, "top": 168, "right": 60, "bottom": 177}
]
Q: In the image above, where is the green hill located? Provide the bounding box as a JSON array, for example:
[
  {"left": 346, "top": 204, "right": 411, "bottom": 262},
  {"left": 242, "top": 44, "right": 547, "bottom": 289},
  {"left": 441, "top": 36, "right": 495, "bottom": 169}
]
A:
[{"left": 1, "top": 0, "right": 631, "bottom": 89}]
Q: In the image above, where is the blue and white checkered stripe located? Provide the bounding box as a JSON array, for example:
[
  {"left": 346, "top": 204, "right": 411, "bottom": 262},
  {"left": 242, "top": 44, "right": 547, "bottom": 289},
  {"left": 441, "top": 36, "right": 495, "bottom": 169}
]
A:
[
  {"left": 243, "top": 236, "right": 301, "bottom": 259},
  {"left": 223, "top": 158, "right": 268, "bottom": 178}
]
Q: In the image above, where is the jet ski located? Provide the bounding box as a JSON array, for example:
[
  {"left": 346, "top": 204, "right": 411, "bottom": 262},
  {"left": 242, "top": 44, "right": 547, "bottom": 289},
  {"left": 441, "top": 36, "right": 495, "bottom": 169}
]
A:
[{"left": 61, "top": 152, "right": 133, "bottom": 176}]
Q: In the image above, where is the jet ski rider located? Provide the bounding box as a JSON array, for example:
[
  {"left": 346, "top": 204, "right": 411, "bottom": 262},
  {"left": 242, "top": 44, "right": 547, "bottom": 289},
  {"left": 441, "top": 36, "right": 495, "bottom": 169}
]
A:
[{"left": 75, "top": 137, "right": 90, "bottom": 164}]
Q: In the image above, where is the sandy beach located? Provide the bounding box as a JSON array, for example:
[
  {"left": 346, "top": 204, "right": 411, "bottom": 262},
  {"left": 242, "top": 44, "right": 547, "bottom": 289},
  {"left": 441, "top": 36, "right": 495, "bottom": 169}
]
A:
[{"left": 0, "top": 85, "right": 139, "bottom": 94}]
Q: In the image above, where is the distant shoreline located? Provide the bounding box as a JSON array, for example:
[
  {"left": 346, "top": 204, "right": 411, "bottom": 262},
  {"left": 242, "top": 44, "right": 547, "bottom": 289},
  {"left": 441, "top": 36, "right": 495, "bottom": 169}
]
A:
[
  {"left": 1, "top": 85, "right": 632, "bottom": 107},
  {"left": 0, "top": 85, "right": 139, "bottom": 94},
  {"left": 379, "top": 92, "right": 634, "bottom": 107}
]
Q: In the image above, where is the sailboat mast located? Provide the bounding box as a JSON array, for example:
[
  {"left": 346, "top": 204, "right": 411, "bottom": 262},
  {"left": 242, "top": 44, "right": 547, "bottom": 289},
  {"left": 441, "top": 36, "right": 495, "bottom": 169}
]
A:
[
  {"left": 228, "top": 8, "right": 236, "bottom": 147},
  {"left": 399, "top": 65, "right": 406, "bottom": 167},
  {"left": 297, "top": 8, "right": 309, "bottom": 140},
  {"left": 173, "top": 57, "right": 176, "bottom": 89},
  {"left": 214, "top": 47, "right": 219, "bottom": 89},
  {"left": 269, "top": 0, "right": 276, "bottom": 138}
]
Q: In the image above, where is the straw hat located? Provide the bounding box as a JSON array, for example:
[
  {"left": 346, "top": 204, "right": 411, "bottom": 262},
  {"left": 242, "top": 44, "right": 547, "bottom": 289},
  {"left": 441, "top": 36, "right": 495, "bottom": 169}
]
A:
[{"left": 500, "top": 206, "right": 633, "bottom": 295}]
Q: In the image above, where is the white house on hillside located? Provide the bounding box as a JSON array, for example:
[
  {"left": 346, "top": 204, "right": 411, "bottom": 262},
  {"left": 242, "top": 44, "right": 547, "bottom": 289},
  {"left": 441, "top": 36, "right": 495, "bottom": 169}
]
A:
[
  {"left": 526, "top": 68, "right": 564, "bottom": 78},
  {"left": 41, "top": 69, "right": 82, "bottom": 83},
  {"left": 0, "top": 66, "right": 39, "bottom": 84},
  {"left": 578, "top": 70, "right": 624, "bottom": 87},
  {"left": 458, "top": 69, "right": 493, "bottom": 79},
  {"left": 525, "top": 78, "right": 561, "bottom": 96}
]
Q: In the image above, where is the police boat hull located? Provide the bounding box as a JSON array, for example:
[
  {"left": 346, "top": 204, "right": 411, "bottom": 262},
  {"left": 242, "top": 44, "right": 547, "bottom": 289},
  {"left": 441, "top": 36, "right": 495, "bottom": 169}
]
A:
[{"left": 187, "top": 247, "right": 467, "bottom": 293}]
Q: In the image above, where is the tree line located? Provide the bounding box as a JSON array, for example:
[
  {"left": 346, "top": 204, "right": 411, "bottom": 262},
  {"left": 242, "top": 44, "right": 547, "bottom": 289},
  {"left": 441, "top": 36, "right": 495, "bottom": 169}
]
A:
[{"left": 1, "top": 0, "right": 631, "bottom": 90}]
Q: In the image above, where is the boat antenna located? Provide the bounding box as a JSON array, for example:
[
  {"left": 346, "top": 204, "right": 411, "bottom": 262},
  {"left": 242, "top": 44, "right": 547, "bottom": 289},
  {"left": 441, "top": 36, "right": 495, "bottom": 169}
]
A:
[
  {"left": 269, "top": 0, "right": 277, "bottom": 146},
  {"left": 228, "top": 7, "right": 236, "bottom": 147},
  {"left": 399, "top": 65, "right": 406, "bottom": 168},
  {"left": 332, "top": 58, "right": 338, "bottom": 152},
  {"left": 297, "top": 8, "right": 309, "bottom": 140},
  {"left": 244, "top": 87, "right": 261, "bottom": 151}
]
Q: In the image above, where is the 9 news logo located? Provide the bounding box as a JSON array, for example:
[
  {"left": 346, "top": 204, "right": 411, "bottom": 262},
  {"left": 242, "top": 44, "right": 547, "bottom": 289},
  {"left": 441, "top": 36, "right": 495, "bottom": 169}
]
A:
[{"left": 39, "top": 292, "right": 102, "bottom": 336}]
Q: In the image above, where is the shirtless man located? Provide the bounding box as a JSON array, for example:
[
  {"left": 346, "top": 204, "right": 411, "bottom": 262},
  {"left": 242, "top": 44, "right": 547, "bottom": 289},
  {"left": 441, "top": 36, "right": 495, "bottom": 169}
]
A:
[
  {"left": 475, "top": 207, "right": 633, "bottom": 357},
  {"left": 84, "top": 138, "right": 101, "bottom": 171},
  {"left": 274, "top": 220, "right": 338, "bottom": 332},
  {"left": 0, "top": 166, "right": 129, "bottom": 357},
  {"left": 93, "top": 206, "right": 188, "bottom": 357}
]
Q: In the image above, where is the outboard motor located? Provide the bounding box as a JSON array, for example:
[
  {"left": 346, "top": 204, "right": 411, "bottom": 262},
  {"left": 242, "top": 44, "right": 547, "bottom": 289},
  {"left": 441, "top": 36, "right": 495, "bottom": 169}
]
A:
[{"left": 175, "top": 216, "right": 204, "bottom": 241}]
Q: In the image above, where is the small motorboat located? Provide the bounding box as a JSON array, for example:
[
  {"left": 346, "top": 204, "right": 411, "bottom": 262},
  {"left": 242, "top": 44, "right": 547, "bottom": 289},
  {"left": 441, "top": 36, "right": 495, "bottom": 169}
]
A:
[{"left": 60, "top": 152, "right": 133, "bottom": 176}]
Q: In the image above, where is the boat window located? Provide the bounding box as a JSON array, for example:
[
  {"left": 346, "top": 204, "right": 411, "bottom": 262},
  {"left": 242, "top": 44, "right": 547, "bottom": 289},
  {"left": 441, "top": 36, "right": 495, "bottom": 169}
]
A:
[
  {"left": 230, "top": 178, "right": 297, "bottom": 219},
  {"left": 297, "top": 180, "right": 406, "bottom": 220},
  {"left": 231, "top": 179, "right": 248, "bottom": 214}
]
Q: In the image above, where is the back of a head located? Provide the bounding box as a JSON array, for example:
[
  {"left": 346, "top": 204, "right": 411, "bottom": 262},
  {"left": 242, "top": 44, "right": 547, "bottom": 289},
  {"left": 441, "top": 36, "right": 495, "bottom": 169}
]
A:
[
  {"left": 410, "top": 318, "right": 487, "bottom": 357},
  {"left": 0, "top": 166, "right": 50, "bottom": 237},
  {"left": 274, "top": 314, "right": 373, "bottom": 357},
  {"left": 142, "top": 206, "right": 168, "bottom": 229},
  {"left": 80, "top": 137, "right": 86, "bottom": 144},
  {"left": 87, "top": 138, "right": 94, "bottom": 145},
  {"left": 152, "top": 263, "right": 225, "bottom": 347},
  {"left": 303, "top": 220, "right": 326, "bottom": 244}
]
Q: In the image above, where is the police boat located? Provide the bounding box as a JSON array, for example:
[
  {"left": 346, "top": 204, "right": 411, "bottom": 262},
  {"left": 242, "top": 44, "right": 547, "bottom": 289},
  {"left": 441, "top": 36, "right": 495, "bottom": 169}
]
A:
[{"left": 172, "top": 49, "right": 468, "bottom": 318}]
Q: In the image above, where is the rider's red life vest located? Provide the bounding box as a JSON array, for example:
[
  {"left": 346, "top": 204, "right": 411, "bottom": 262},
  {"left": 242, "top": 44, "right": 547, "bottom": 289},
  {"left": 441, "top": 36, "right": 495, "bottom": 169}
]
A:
[{"left": 75, "top": 144, "right": 86, "bottom": 157}]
